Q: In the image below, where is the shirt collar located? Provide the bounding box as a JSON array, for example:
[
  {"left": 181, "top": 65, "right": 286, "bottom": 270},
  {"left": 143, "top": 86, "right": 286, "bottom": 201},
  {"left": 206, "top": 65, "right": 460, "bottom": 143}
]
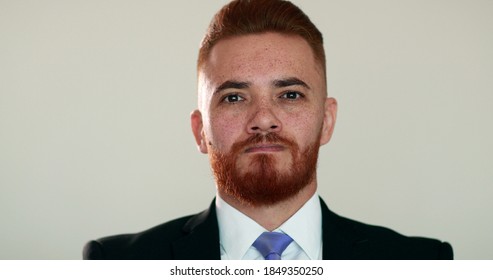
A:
[
  {"left": 216, "top": 195, "right": 265, "bottom": 260},
  {"left": 215, "top": 193, "right": 322, "bottom": 260},
  {"left": 277, "top": 193, "right": 322, "bottom": 260}
]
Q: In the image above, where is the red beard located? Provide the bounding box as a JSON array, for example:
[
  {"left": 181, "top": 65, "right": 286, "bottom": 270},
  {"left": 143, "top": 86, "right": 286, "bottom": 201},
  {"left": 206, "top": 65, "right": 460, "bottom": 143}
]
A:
[{"left": 210, "top": 132, "right": 320, "bottom": 207}]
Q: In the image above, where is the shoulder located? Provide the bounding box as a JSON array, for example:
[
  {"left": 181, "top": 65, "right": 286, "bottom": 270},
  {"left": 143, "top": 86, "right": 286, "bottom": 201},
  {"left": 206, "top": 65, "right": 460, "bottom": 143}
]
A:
[
  {"left": 340, "top": 215, "right": 452, "bottom": 259},
  {"left": 83, "top": 199, "right": 220, "bottom": 260},
  {"left": 83, "top": 214, "right": 194, "bottom": 260},
  {"left": 321, "top": 199, "right": 453, "bottom": 259}
]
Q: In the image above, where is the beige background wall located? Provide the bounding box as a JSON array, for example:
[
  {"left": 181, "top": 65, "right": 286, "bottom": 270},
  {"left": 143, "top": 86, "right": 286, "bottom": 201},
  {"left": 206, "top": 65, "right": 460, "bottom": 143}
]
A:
[{"left": 1, "top": 0, "right": 492, "bottom": 259}]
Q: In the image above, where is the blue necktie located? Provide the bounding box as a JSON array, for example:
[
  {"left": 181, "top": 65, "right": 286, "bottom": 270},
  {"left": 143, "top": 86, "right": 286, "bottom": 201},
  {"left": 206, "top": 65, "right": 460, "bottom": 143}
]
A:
[{"left": 252, "top": 232, "right": 293, "bottom": 260}]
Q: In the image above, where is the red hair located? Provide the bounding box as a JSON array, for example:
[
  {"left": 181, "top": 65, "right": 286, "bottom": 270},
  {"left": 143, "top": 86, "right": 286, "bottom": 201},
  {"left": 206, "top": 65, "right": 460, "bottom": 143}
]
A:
[{"left": 198, "top": 0, "right": 325, "bottom": 76}]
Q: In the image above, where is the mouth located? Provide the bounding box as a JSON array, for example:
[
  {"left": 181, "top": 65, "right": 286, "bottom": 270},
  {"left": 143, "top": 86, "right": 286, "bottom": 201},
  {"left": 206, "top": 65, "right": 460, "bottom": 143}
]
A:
[{"left": 244, "top": 144, "right": 285, "bottom": 154}]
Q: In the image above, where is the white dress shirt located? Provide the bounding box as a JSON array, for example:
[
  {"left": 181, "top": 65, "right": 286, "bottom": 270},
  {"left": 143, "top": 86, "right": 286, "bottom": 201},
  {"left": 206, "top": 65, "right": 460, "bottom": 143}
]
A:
[{"left": 216, "top": 193, "right": 323, "bottom": 260}]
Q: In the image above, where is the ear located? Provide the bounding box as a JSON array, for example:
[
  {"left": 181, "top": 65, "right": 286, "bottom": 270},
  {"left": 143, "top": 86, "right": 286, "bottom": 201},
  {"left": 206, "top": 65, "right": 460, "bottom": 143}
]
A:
[
  {"left": 191, "top": 109, "right": 208, "bottom": 154},
  {"left": 319, "top": 97, "right": 338, "bottom": 146}
]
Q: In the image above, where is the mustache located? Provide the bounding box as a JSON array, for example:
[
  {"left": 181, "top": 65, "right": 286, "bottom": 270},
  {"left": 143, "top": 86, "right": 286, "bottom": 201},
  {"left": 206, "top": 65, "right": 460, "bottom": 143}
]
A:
[{"left": 230, "top": 133, "right": 297, "bottom": 154}]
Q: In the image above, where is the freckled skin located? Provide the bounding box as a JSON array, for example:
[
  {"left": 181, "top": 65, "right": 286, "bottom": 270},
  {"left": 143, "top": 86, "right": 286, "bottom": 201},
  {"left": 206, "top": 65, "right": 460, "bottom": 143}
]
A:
[
  {"left": 196, "top": 33, "right": 333, "bottom": 161},
  {"left": 191, "top": 32, "right": 337, "bottom": 228}
]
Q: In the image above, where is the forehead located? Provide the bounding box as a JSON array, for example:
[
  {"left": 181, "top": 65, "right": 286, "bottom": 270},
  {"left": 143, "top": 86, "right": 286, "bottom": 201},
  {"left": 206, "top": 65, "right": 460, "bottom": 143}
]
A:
[{"left": 200, "top": 32, "right": 324, "bottom": 86}]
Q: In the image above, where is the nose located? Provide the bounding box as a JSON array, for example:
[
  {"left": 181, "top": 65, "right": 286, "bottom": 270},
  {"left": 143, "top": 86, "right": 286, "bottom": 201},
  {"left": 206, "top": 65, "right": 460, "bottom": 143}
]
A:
[{"left": 247, "top": 105, "right": 282, "bottom": 134}]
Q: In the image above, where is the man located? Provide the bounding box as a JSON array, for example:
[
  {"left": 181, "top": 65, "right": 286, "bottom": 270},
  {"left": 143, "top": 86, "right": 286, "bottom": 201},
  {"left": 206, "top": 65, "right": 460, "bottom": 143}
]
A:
[{"left": 83, "top": 0, "right": 453, "bottom": 260}]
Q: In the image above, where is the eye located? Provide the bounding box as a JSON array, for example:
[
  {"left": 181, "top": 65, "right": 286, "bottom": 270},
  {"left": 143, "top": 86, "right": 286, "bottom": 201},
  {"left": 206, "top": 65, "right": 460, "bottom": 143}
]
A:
[
  {"left": 280, "top": 91, "right": 303, "bottom": 100},
  {"left": 222, "top": 94, "right": 244, "bottom": 103}
]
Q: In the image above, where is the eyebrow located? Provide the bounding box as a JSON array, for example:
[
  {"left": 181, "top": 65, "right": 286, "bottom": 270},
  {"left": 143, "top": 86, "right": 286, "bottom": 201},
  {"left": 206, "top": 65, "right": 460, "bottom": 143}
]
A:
[
  {"left": 214, "top": 80, "right": 251, "bottom": 95},
  {"left": 213, "top": 77, "right": 310, "bottom": 95},
  {"left": 273, "top": 77, "right": 310, "bottom": 89}
]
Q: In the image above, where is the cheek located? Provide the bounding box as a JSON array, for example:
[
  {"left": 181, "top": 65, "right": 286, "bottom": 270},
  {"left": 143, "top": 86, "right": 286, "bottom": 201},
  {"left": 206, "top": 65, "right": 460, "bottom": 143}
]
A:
[
  {"left": 284, "top": 109, "right": 324, "bottom": 145},
  {"left": 208, "top": 111, "right": 245, "bottom": 150}
]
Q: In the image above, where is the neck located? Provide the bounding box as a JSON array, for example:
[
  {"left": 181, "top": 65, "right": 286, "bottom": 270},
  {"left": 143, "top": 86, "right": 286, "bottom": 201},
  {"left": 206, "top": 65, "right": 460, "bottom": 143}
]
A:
[{"left": 218, "top": 181, "right": 317, "bottom": 231}]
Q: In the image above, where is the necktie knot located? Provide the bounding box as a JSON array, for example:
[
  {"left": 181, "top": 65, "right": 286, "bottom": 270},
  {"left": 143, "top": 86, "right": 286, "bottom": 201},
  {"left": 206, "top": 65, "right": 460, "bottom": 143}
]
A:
[{"left": 252, "top": 232, "right": 293, "bottom": 260}]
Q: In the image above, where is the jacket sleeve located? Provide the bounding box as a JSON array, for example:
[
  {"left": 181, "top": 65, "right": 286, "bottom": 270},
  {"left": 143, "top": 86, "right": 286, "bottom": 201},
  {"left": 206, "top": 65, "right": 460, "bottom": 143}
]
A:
[
  {"left": 438, "top": 241, "right": 454, "bottom": 260},
  {"left": 83, "top": 240, "right": 105, "bottom": 260}
]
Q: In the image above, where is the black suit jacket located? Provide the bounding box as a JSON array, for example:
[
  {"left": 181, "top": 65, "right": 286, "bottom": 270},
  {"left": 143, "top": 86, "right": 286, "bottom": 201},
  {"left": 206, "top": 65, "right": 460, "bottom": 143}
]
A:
[{"left": 83, "top": 198, "right": 453, "bottom": 259}]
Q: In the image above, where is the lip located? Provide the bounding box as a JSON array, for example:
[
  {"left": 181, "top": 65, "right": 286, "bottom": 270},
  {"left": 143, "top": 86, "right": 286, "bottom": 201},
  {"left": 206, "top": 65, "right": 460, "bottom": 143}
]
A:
[{"left": 244, "top": 144, "right": 285, "bottom": 153}]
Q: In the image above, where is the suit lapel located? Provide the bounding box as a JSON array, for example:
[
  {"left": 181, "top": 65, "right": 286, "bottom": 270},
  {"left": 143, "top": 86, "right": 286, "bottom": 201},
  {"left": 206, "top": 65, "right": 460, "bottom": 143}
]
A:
[
  {"left": 170, "top": 197, "right": 369, "bottom": 259},
  {"left": 320, "top": 198, "right": 368, "bottom": 259},
  {"left": 171, "top": 199, "right": 221, "bottom": 260}
]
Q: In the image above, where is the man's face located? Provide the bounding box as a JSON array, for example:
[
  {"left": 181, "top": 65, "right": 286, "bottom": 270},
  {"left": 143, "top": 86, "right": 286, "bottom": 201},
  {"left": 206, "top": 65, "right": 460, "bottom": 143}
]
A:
[{"left": 192, "top": 32, "right": 337, "bottom": 206}]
